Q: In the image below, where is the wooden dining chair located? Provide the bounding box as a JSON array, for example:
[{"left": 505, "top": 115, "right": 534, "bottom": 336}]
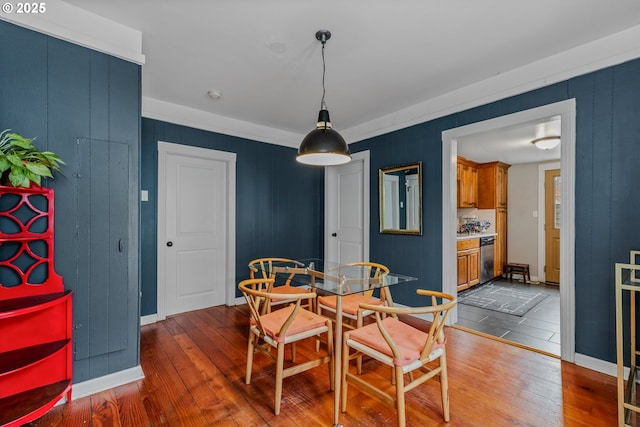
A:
[
  {"left": 248, "top": 257, "right": 314, "bottom": 313},
  {"left": 315, "top": 261, "right": 391, "bottom": 371},
  {"left": 341, "top": 289, "right": 457, "bottom": 427},
  {"left": 316, "top": 261, "right": 391, "bottom": 329},
  {"left": 239, "top": 278, "right": 334, "bottom": 415}
]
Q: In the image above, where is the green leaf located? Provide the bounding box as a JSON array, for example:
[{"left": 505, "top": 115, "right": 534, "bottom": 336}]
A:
[
  {"left": 8, "top": 169, "right": 28, "bottom": 187},
  {"left": 25, "top": 170, "right": 41, "bottom": 185},
  {"left": 0, "top": 156, "right": 10, "bottom": 173},
  {"left": 9, "top": 139, "right": 33, "bottom": 150},
  {"left": 25, "top": 163, "right": 52, "bottom": 177},
  {"left": 6, "top": 153, "right": 23, "bottom": 167}
]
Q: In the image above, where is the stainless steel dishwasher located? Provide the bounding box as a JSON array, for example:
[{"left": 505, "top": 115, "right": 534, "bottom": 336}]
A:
[{"left": 480, "top": 236, "right": 495, "bottom": 284}]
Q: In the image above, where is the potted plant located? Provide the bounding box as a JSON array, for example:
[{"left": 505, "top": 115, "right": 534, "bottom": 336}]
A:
[{"left": 0, "top": 130, "right": 64, "bottom": 188}]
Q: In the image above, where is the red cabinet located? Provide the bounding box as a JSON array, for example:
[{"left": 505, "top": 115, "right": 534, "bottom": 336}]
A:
[{"left": 0, "top": 185, "right": 72, "bottom": 427}]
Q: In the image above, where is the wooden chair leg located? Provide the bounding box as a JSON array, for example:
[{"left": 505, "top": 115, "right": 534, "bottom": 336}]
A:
[
  {"left": 356, "top": 315, "right": 364, "bottom": 374},
  {"left": 440, "top": 352, "right": 450, "bottom": 422},
  {"left": 245, "top": 334, "right": 255, "bottom": 384},
  {"left": 291, "top": 342, "right": 296, "bottom": 363},
  {"left": 341, "top": 333, "right": 350, "bottom": 412},
  {"left": 327, "top": 322, "right": 335, "bottom": 391},
  {"left": 315, "top": 304, "right": 323, "bottom": 353},
  {"left": 395, "top": 365, "right": 406, "bottom": 427},
  {"left": 274, "top": 343, "right": 285, "bottom": 415}
]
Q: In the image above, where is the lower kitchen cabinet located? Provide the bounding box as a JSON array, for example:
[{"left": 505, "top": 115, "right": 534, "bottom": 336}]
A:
[{"left": 457, "top": 238, "right": 480, "bottom": 292}]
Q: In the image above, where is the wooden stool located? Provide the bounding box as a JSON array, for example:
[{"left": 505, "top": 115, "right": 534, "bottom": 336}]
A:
[{"left": 505, "top": 263, "right": 530, "bottom": 283}]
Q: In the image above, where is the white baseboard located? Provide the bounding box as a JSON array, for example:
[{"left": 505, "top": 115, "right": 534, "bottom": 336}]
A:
[
  {"left": 59, "top": 365, "right": 145, "bottom": 404},
  {"left": 140, "top": 314, "right": 158, "bottom": 325},
  {"left": 141, "top": 299, "right": 244, "bottom": 327},
  {"left": 574, "top": 352, "right": 623, "bottom": 378}
]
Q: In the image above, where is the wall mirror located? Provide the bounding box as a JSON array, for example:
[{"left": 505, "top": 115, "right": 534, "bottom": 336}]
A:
[{"left": 379, "top": 162, "right": 422, "bottom": 235}]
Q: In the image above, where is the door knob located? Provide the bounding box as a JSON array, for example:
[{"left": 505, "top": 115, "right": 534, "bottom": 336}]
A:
[
  {"left": 331, "top": 233, "right": 337, "bottom": 237},
  {"left": 166, "top": 241, "right": 173, "bottom": 247}
]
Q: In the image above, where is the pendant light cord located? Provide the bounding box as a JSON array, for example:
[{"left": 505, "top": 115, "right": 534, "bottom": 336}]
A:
[{"left": 321, "top": 39, "right": 326, "bottom": 108}]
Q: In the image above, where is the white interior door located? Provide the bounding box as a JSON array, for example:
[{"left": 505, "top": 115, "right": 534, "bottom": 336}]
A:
[
  {"left": 158, "top": 142, "right": 236, "bottom": 319},
  {"left": 325, "top": 151, "right": 369, "bottom": 264}
]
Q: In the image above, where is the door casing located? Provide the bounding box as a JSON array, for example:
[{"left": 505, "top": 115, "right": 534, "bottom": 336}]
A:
[
  {"left": 157, "top": 141, "right": 236, "bottom": 320},
  {"left": 441, "top": 99, "right": 576, "bottom": 362}
]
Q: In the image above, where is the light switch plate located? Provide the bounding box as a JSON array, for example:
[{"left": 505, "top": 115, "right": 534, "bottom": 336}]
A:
[{"left": 141, "top": 190, "right": 149, "bottom": 202}]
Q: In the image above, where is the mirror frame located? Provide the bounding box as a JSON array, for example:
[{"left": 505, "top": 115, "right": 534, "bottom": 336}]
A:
[{"left": 379, "top": 161, "right": 422, "bottom": 235}]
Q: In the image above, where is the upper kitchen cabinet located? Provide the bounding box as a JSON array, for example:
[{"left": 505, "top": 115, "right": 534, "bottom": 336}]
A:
[
  {"left": 477, "top": 161, "right": 510, "bottom": 209},
  {"left": 457, "top": 157, "right": 478, "bottom": 208}
]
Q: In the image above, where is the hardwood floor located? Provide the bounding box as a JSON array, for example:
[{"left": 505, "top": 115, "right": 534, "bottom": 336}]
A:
[{"left": 27, "top": 303, "right": 617, "bottom": 426}]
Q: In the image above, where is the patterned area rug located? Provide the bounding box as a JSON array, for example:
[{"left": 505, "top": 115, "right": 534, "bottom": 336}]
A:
[{"left": 458, "top": 281, "right": 549, "bottom": 316}]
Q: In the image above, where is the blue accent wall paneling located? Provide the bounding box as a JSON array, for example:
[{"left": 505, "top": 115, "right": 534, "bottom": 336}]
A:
[
  {"left": 352, "top": 58, "right": 640, "bottom": 364},
  {"left": 139, "top": 119, "right": 324, "bottom": 315},
  {"left": 0, "top": 20, "right": 141, "bottom": 383}
]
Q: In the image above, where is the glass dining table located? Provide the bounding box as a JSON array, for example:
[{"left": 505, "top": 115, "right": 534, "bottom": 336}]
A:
[{"left": 262, "top": 258, "right": 417, "bottom": 427}]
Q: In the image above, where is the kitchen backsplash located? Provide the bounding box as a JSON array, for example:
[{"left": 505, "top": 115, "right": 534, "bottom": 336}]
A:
[{"left": 457, "top": 208, "right": 496, "bottom": 233}]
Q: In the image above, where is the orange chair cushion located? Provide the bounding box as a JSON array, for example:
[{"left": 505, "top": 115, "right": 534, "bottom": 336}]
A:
[
  {"left": 271, "top": 285, "right": 309, "bottom": 303},
  {"left": 255, "top": 305, "right": 327, "bottom": 343},
  {"left": 348, "top": 317, "right": 431, "bottom": 366},
  {"left": 318, "top": 294, "right": 383, "bottom": 315}
]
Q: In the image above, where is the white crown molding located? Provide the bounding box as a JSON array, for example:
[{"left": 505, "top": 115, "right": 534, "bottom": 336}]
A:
[
  {"left": 142, "top": 97, "right": 302, "bottom": 148},
  {"left": 342, "top": 24, "right": 640, "bottom": 143},
  {"left": 0, "top": 0, "right": 145, "bottom": 64}
]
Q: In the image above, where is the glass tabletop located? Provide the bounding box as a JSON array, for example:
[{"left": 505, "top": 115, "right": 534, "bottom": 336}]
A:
[{"left": 261, "top": 258, "right": 417, "bottom": 296}]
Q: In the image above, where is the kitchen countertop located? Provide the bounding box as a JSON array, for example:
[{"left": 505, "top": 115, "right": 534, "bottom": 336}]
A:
[{"left": 456, "top": 232, "right": 497, "bottom": 241}]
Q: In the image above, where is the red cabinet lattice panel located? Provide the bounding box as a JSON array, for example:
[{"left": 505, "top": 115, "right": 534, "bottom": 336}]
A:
[{"left": 0, "top": 185, "right": 72, "bottom": 427}]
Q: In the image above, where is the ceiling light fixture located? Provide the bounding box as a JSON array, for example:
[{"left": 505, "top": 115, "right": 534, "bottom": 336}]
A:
[
  {"left": 531, "top": 136, "right": 561, "bottom": 150},
  {"left": 296, "top": 30, "right": 351, "bottom": 166}
]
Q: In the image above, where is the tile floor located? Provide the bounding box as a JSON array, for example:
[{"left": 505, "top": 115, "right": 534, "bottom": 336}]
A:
[{"left": 456, "top": 280, "right": 561, "bottom": 356}]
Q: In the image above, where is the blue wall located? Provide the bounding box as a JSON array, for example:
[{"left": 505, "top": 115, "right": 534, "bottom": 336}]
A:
[
  {"left": 140, "top": 119, "right": 324, "bottom": 315},
  {"left": 0, "top": 20, "right": 141, "bottom": 382},
  {"left": 351, "top": 59, "right": 640, "bottom": 363}
]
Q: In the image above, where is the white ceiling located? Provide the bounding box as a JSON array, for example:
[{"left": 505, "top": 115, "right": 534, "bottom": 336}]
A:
[
  {"left": 61, "top": 0, "right": 640, "bottom": 158},
  {"left": 458, "top": 116, "right": 562, "bottom": 165}
]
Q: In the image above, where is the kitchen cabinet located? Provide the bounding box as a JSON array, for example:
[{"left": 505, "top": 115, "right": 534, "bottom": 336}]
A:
[
  {"left": 457, "top": 238, "right": 480, "bottom": 292},
  {"left": 477, "top": 161, "right": 510, "bottom": 277},
  {"left": 477, "top": 161, "right": 510, "bottom": 209},
  {"left": 457, "top": 157, "right": 478, "bottom": 208}
]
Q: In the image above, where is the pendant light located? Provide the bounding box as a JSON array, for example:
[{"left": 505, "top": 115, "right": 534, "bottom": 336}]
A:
[{"left": 297, "top": 30, "right": 351, "bottom": 166}]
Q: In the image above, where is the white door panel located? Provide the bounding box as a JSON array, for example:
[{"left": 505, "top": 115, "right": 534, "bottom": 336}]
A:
[
  {"left": 158, "top": 142, "right": 236, "bottom": 319},
  {"left": 166, "top": 154, "right": 226, "bottom": 315},
  {"left": 325, "top": 151, "right": 369, "bottom": 264}
]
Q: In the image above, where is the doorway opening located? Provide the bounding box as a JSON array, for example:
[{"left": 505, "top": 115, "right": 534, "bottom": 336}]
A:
[{"left": 441, "top": 99, "right": 576, "bottom": 362}]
